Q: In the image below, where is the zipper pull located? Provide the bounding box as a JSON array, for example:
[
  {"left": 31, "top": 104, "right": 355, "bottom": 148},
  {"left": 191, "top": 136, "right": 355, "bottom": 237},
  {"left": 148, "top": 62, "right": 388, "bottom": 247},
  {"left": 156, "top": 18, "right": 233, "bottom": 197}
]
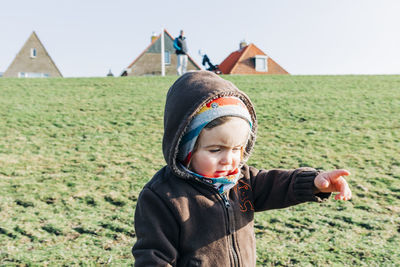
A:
[{"left": 221, "top": 193, "right": 231, "bottom": 208}]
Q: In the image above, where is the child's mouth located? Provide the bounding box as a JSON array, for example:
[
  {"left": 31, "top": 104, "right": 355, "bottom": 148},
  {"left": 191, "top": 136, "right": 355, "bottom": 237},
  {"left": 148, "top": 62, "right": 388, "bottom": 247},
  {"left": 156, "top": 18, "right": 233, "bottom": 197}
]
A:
[
  {"left": 215, "top": 171, "right": 229, "bottom": 176},
  {"left": 214, "top": 169, "right": 238, "bottom": 177}
]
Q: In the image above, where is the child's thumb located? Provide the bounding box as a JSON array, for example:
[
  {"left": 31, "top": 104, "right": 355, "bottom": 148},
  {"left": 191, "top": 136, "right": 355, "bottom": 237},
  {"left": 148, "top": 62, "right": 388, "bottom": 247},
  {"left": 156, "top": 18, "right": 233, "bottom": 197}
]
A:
[{"left": 314, "top": 176, "right": 329, "bottom": 189}]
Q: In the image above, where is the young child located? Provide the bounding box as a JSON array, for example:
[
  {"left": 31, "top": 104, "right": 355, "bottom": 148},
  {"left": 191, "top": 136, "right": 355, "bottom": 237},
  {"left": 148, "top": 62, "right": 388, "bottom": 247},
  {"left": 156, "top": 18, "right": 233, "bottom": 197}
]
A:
[{"left": 132, "top": 71, "right": 351, "bottom": 266}]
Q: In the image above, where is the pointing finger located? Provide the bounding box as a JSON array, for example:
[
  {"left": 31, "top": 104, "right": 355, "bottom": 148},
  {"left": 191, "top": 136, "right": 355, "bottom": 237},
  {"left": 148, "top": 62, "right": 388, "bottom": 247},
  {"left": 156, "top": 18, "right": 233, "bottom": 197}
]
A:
[{"left": 325, "top": 169, "right": 350, "bottom": 182}]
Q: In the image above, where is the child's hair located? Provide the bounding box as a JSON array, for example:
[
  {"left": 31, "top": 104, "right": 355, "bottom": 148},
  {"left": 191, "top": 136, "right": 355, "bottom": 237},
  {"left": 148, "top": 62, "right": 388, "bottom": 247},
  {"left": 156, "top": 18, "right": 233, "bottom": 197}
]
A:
[{"left": 203, "top": 116, "right": 232, "bottom": 130}]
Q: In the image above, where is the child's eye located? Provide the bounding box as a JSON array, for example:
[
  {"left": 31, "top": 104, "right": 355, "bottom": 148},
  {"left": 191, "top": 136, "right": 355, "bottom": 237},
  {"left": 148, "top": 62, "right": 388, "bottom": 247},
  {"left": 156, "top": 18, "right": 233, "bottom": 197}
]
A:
[{"left": 209, "top": 148, "right": 220, "bottom": 153}]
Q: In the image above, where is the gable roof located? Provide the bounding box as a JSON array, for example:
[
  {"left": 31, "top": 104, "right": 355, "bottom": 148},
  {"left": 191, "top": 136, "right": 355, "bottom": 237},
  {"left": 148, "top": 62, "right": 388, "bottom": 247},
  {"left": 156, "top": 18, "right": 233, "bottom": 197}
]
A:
[
  {"left": 218, "top": 45, "right": 249, "bottom": 74},
  {"left": 126, "top": 29, "right": 201, "bottom": 71},
  {"left": 218, "top": 43, "right": 289, "bottom": 75},
  {"left": 4, "top": 31, "right": 62, "bottom": 77}
]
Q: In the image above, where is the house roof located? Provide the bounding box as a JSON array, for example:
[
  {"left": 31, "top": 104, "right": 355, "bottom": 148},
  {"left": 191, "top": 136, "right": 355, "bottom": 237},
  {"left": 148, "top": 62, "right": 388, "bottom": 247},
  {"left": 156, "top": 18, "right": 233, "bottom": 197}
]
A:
[
  {"left": 218, "top": 45, "right": 249, "bottom": 74},
  {"left": 29, "top": 31, "right": 63, "bottom": 77},
  {"left": 4, "top": 31, "right": 63, "bottom": 77},
  {"left": 126, "top": 29, "right": 201, "bottom": 70},
  {"left": 218, "top": 43, "right": 288, "bottom": 75}
]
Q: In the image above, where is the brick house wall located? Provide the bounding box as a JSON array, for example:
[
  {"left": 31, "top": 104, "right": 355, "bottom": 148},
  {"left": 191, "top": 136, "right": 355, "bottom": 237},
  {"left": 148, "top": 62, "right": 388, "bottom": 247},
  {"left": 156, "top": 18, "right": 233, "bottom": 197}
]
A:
[
  {"left": 129, "top": 53, "right": 198, "bottom": 76},
  {"left": 125, "top": 30, "right": 200, "bottom": 76},
  {"left": 4, "top": 32, "right": 62, "bottom": 78}
]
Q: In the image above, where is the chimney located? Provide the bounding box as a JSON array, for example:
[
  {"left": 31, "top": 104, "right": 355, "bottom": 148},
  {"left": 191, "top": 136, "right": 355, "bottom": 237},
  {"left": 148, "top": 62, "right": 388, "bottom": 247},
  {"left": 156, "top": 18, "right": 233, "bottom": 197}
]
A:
[
  {"left": 151, "top": 32, "right": 158, "bottom": 43},
  {"left": 239, "top": 40, "right": 247, "bottom": 50}
]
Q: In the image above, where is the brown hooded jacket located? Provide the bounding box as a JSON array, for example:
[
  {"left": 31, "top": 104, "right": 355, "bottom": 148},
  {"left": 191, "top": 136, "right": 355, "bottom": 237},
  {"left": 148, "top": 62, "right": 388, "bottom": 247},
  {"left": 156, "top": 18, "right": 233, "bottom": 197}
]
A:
[{"left": 132, "top": 71, "right": 329, "bottom": 266}]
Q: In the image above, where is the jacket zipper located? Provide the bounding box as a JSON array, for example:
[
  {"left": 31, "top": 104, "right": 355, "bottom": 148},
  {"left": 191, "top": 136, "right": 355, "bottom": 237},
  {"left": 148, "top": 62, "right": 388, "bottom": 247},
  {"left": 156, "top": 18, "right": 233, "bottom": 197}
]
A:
[
  {"left": 189, "top": 180, "right": 240, "bottom": 266},
  {"left": 221, "top": 192, "right": 231, "bottom": 208},
  {"left": 220, "top": 193, "right": 239, "bottom": 267}
]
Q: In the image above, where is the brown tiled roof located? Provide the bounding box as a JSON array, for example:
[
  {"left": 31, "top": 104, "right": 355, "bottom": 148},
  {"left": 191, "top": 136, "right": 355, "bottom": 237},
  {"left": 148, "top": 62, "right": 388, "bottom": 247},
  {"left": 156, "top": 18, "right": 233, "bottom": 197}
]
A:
[{"left": 126, "top": 29, "right": 201, "bottom": 70}]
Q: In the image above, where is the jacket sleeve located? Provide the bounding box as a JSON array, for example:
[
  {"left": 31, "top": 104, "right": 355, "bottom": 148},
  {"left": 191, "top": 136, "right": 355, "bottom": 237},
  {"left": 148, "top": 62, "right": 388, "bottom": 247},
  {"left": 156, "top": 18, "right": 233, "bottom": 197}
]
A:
[
  {"left": 132, "top": 187, "right": 179, "bottom": 266},
  {"left": 248, "top": 166, "right": 331, "bottom": 212},
  {"left": 173, "top": 38, "right": 181, "bottom": 51}
]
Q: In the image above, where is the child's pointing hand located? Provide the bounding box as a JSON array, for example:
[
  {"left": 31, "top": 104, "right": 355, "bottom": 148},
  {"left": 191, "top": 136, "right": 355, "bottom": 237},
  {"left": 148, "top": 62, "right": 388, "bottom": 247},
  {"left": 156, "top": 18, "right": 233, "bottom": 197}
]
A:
[{"left": 314, "top": 169, "right": 352, "bottom": 201}]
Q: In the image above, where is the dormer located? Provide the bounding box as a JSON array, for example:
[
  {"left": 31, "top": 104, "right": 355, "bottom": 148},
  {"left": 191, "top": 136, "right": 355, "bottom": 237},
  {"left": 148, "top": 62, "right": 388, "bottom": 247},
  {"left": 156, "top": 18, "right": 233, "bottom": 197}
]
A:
[{"left": 254, "top": 55, "right": 268, "bottom": 72}]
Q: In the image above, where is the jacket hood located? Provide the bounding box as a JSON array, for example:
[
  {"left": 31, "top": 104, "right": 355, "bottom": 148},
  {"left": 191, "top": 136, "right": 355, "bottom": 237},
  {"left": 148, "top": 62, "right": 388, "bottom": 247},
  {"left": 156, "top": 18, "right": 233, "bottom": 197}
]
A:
[{"left": 162, "top": 71, "right": 258, "bottom": 179}]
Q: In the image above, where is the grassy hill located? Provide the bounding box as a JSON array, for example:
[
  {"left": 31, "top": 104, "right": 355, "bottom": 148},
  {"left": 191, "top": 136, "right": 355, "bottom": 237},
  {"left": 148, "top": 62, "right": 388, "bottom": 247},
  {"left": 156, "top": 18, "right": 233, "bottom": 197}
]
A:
[{"left": 0, "top": 75, "right": 399, "bottom": 265}]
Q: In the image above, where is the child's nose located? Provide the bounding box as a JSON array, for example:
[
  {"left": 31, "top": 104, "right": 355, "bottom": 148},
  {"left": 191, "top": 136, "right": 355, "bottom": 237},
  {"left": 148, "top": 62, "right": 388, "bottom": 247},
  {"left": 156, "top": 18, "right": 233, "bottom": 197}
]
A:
[{"left": 220, "top": 150, "right": 233, "bottom": 165}]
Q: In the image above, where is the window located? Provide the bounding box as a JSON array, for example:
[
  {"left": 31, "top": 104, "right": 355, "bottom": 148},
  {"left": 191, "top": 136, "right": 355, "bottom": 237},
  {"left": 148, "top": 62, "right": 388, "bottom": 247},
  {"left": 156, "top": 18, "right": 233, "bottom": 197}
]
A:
[
  {"left": 30, "top": 48, "right": 37, "bottom": 58},
  {"left": 18, "top": 72, "right": 49, "bottom": 78},
  {"left": 255, "top": 55, "right": 268, "bottom": 72},
  {"left": 164, "top": 51, "right": 171, "bottom": 65}
]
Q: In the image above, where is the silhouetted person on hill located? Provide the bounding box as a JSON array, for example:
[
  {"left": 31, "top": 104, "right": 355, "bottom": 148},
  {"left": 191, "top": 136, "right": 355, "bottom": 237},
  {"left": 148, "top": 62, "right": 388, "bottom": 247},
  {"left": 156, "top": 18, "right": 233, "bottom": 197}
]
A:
[{"left": 202, "top": 54, "right": 216, "bottom": 71}]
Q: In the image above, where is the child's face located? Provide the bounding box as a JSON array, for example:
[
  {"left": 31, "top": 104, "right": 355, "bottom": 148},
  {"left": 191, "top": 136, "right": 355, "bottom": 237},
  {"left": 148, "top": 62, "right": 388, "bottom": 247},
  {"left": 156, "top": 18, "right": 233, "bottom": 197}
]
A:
[{"left": 190, "top": 117, "right": 250, "bottom": 178}]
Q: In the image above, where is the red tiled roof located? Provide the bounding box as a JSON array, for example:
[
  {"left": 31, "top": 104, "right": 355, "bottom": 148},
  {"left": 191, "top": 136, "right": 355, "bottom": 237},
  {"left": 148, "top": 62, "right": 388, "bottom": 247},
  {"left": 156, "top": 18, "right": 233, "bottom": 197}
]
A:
[
  {"left": 218, "top": 47, "right": 246, "bottom": 74},
  {"left": 219, "top": 43, "right": 289, "bottom": 75}
]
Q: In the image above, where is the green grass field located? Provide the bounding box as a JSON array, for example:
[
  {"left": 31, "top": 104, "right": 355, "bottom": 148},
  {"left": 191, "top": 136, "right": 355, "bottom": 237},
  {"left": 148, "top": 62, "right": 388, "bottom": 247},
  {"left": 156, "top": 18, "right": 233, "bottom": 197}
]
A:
[{"left": 1, "top": 75, "right": 399, "bottom": 266}]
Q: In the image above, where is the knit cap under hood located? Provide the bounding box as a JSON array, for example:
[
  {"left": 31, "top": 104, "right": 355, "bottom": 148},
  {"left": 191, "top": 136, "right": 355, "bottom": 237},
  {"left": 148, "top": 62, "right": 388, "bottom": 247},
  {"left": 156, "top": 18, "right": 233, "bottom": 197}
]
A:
[{"left": 162, "top": 71, "right": 258, "bottom": 180}]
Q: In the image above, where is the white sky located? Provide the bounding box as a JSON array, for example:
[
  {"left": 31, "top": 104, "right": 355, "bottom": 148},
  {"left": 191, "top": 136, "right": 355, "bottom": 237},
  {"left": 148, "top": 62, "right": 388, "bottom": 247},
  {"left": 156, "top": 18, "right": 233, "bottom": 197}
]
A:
[{"left": 1, "top": 0, "right": 399, "bottom": 77}]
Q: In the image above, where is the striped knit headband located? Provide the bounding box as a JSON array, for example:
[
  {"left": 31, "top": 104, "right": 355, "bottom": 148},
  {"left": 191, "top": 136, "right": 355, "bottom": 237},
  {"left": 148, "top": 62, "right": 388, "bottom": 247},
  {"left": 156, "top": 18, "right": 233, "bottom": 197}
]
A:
[{"left": 178, "top": 96, "right": 252, "bottom": 166}]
